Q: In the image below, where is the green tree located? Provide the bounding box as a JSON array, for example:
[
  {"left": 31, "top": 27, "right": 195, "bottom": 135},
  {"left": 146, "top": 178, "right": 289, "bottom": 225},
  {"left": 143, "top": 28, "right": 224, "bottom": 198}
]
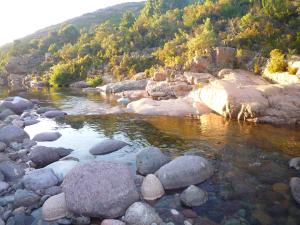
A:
[{"left": 59, "top": 25, "right": 80, "bottom": 44}]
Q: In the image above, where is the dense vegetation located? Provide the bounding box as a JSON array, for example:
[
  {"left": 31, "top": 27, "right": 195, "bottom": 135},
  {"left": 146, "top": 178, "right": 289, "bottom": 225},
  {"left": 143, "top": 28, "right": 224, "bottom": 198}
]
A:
[{"left": 0, "top": 0, "right": 299, "bottom": 86}]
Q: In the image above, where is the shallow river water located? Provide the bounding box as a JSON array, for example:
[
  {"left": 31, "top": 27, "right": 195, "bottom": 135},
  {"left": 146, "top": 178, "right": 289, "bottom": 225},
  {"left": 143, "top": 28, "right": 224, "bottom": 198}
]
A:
[{"left": 1, "top": 87, "right": 300, "bottom": 225}]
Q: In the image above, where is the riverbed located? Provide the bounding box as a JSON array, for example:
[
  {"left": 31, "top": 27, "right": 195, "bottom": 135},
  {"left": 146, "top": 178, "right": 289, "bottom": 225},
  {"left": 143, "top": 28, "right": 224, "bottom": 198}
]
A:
[{"left": 1, "top": 87, "right": 300, "bottom": 225}]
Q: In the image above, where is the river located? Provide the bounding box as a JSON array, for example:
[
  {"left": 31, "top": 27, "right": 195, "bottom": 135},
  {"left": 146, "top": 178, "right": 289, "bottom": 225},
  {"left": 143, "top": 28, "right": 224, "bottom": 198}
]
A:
[{"left": 1, "top": 87, "right": 300, "bottom": 225}]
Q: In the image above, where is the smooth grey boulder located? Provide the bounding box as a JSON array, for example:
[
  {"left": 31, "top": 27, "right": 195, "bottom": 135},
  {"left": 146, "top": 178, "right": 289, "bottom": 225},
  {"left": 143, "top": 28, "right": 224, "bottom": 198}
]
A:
[
  {"left": 36, "top": 107, "right": 56, "bottom": 114},
  {"left": 0, "top": 161, "right": 25, "bottom": 181},
  {"left": 289, "top": 157, "right": 300, "bottom": 171},
  {"left": 14, "top": 189, "right": 40, "bottom": 207},
  {"left": 29, "top": 146, "right": 61, "bottom": 167},
  {"left": 1, "top": 97, "right": 33, "bottom": 114},
  {"left": 89, "top": 139, "right": 128, "bottom": 155},
  {"left": 32, "top": 132, "right": 62, "bottom": 142},
  {"left": 180, "top": 185, "right": 208, "bottom": 207},
  {"left": 24, "top": 118, "right": 39, "bottom": 126},
  {"left": 124, "top": 202, "right": 162, "bottom": 225},
  {"left": 290, "top": 177, "right": 300, "bottom": 204},
  {"left": 63, "top": 161, "right": 139, "bottom": 218},
  {"left": 0, "top": 125, "right": 29, "bottom": 144},
  {"left": 155, "top": 156, "right": 214, "bottom": 190},
  {"left": 43, "top": 110, "right": 66, "bottom": 118},
  {"left": 136, "top": 147, "right": 170, "bottom": 175},
  {"left": 22, "top": 168, "right": 59, "bottom": 191},
  {"left": 0, "top": 109, "right": 15, "bottom": 120}
]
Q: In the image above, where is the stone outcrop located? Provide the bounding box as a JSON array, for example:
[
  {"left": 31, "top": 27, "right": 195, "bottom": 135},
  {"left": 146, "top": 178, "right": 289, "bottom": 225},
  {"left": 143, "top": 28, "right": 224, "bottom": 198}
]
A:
[
  {"left": 132, "top": 72, "right": 147, "bottom": 81},
  {"left": 263, "top": 69, "right": 300, "bottom": 85},
  {"left": 146, "top": 80, "right": 192, "bottom": 99},
  {"left": 184, "top": 72, "right": 215, "bottom": 85},
  {"left": 200, "top": 69, "right": 300, "bottom": 124}
]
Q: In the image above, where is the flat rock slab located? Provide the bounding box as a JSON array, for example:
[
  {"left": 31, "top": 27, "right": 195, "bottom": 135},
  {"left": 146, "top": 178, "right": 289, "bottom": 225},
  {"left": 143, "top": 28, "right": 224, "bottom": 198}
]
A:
[
  {"left": 63, "top": 161, "right": 139, "bottom": 218},
  {"left": 22, "top": 168, "right": 59, "bottom": 191},
  {"left": 127, "top": 97, "right": 200, "bottom": 117},
  {"left": 89, "top": 139, "right": 128, "bottom": 155},
  {"left": 32, "top": 132, "right": 62, "bottom": 142},
  {"left": 0, "top": 125, "right": 29, "bottom": 144},
  {"left": 156, "top": 156, "right": 214, "bottom": 190}
]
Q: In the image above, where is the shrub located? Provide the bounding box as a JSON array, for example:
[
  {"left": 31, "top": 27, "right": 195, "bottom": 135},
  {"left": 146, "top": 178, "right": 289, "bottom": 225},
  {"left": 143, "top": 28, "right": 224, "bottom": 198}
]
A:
[
  {"left": 288, "top": 66, "right": 298, "bottom": 75},
  {"left": 267, "top": 49, "right": 288, "bottom": 73},
  {"left": 86, "top": 76, "right": 103, "bottom": 87}
]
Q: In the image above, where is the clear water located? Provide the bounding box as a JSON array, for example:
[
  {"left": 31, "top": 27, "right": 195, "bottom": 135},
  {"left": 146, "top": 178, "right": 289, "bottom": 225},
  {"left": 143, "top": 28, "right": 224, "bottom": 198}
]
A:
[{"left": 1, "top": 87, "right": 300, "bottom": 225}]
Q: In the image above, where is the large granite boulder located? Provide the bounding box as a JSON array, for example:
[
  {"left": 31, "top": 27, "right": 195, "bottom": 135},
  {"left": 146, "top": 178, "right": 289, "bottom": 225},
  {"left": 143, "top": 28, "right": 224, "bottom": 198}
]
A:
[
  {"left": 136, "top": 147, "right": 170, "bottom": 175},
  {"left": 29, "top": 146, "right": 62, "bottom": 167},
  {"left": 0, "top": 97, "right": 33, "bottom": 114},
  {"left": 0, "top": 161, "right": 25, "bottom": 181},
  {"left": 124, "top": 202, "right": 162, "bottom": 225},
  {"left": 127, "top": 97, "right": 200, "bottom": 117},
  {"left": 22, "top": 168, "right": 59, "bottom": 191},
  {"left": 89, "top": 139, "right": 128, "bottom": 155},
  {"left": 98, "top": 79, "right": 148, "bottom": 93},
  {"left": 132, "top": 72, "right": 147, "bottom": 81},
  {"left": 5, "top": 56, "right": 28, "bottom": 74},
  {"left": 155, "top": 156, "right": 214, "bottom": 190},
  {"left": 263, "top": 68, "right": 300, "bottom": 85},
  {"left": 63, "top": 161, "right": 139, "bottom": 218},
  {"left": 200, "top": 69, "right": 300, "bottom": 124}
]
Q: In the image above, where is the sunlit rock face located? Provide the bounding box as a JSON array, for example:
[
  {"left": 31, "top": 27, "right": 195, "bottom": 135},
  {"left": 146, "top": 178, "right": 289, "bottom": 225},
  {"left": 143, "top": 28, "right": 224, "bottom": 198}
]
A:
[{"left": 200, "top": 69, "right": 300, "bottom": 124}]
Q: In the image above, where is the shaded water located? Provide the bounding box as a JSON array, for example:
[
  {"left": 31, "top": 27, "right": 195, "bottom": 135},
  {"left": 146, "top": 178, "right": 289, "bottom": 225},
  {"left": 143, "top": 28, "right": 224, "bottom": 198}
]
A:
[{"left": 1, "top": 87, "right": 300, "bottom": 225}]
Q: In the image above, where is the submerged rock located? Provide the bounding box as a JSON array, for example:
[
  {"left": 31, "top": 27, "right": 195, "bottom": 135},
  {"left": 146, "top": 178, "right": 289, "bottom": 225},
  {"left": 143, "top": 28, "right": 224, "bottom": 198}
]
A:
[
  {"left": 141, "top": 174, "right": 165, "bottom": 201},
  {"left": 22, "top": 168, "right": 59, "bottom": 191},
  {"left": 89, "top": 139, "right": 128, "bottom": 155},
  {"left": 0, "top": 125, "right": 29, "bottom": 144},
  {"left": 42, "top": 193, "right": 68, "bottom": 221},
  {"left": 63, "top": 161, "right": 139, "bottom": 218},
  {"left": 43, "top": 110, "right": 67, "bottom": 118},
  {"left": 180, "top": 185, "right": 208, "bottom": 207},
  {"left": 136, "top": 147, "right": 170, "bottom": 175},
  {"left": 32, "top": 132, "right": 62, "bottom": 142},
  {"left": 124, "top": 202, "right": 162, "bottom": 225},
  {"left": 156, "top": 156, "right": 214, "bottom": 190},
  {"left": 290, "top": 177, "right": 300, "bottom": 204}
]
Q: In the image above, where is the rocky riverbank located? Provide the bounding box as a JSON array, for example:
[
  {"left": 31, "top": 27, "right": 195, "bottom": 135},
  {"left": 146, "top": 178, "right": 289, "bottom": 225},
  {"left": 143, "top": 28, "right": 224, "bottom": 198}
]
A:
[{"left": 0, "top": 94, "right": 300, "bottom": 225}]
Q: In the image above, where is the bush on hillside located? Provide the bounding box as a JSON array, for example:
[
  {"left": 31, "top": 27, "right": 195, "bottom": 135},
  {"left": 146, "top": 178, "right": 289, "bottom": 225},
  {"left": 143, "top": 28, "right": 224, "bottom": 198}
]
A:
[
  {"left": 86, "top": 76, "right": 103, "bottom": 87},
  {"left": 267, "top": 49, "right": 288, "bottom": 73}
]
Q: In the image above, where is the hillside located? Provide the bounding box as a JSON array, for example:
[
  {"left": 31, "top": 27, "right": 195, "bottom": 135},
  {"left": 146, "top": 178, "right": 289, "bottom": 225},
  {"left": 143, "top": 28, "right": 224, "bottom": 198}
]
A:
[
  {"left": 0, "top": 0, "right": 299, "bottom": 88},
  {"left": 23, "top": 2, "right": 145, "bottom": 41}
]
